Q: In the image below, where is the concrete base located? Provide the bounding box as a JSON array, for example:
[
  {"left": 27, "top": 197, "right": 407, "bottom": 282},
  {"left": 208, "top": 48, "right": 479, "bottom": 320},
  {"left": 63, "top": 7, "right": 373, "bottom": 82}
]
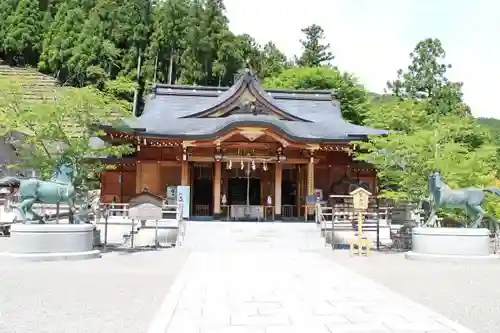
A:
[
  {"left": 1, "top": 250, "right": 101, "bottom": 262},
  {"left": 325, "top": 227, "right": 392, "bottom": 247},
  {"left": 6, "top": 223, "right": 101, "bottom": 261},
  {"left": 407, "top": 227, "right": 496, "bottom": 263},
  {"left": 405, "top": 251, "right": 499, "bottom": 263}
]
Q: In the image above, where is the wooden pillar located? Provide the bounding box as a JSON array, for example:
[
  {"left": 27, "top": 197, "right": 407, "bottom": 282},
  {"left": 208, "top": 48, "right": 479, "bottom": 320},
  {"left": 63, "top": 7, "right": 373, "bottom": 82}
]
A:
[
  {"left": 307, "top": 159, "right": 315, "bottom": 195},
  {"left": 181, "top": 160, "right": 189, "bottom": 185},
  {"left": 296, "top": 165, "right": 301, "bottom": 217},
  {"left": 135, "top": 161, "right": 142, "bottom": 193},
  {"left": 181, "top": 145, "right": 190, "bottom": 186},
  {"left": 213, "top": 161, "right": 221, "bottom": 218},
  {"left": 274, "top": 162, "right": 282, "bottom": 220},
  {"left": 307, "top": 157, "right": 315, "bottom": 217}
]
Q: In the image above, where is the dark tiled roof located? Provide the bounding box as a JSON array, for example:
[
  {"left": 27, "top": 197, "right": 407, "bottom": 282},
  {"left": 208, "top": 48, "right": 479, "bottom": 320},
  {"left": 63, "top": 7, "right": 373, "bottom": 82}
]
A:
[{"left": 120, "top": 71, "right": 388, "bottom": 142}]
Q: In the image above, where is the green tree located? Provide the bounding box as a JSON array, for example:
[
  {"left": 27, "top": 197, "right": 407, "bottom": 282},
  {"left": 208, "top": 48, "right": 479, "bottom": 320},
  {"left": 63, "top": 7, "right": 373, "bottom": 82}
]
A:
[
  {"left": 295, "top": 24, "right": 334, "bottom": 67},
  {"left": 477, "top": 117, "right": 500, "bottom": 175},
  {"left": 145, "top": 0, "right": 190, "bottom": 84},
  {"left": 387, "top": 38, "right": 467, "bottom": 117},
  {"left": 3, "top": 0, "right": 43, "bottom": 66},
  {"left": 199, "top": 0, "right": 230, "bottom": 85},
  {"left": 234, "top": 34, "right": 262, "bottom": 75},
  {"left": 178, "top": 0, "right": 206, "bottom": 84},
  {"left": 259, "top": 42, "right": 289, "bottom": 79},
  {"left": 39, "top": 1, "right": 88, "bottom": 82},
  {"left": 213, "top": 30, "right": 241, "bottom": 86},
  {"left": 359, "top": 68, "right": 493, "bottom": 208},
  {"left": 356, "top": 128, "right": 497, "bottom": 203},
  {"left": 0, "top": 77, "right": 132, "bottom": 189},
  {"left": 263, "top": 67, "right": 369, "bottom": 124},
  {"left": 107, "top": 0, "right": 151, "bottom": 78},
  {"left": 365, "top": 98, "right": 487, "bottom": 149},
  {"left": 0, "top": 0, "right": 17, "bottom": 58}
]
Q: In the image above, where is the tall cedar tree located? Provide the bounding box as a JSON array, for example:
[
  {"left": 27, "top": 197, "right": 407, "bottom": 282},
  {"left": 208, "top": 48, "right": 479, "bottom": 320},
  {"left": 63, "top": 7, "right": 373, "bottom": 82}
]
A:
[
  {"left": 146, "top": 0, "right": 190, "bottom": 84},
  {"left": 39, "top": 1, "right": 88, "bottom": 83},
  {"left": 0, "top": 0, "right": 17, "bottom": 59},
  {"left": 296, "top": 24, "right": 334, "bottom": 67},
  {"left": 260, "top": 42, "right": 289, "bottom": 79},
  {"left": 179, "top": 0, "right": 207, "bottom": 84},
  {"left": 387, "top": 38, "right": 467, "bottom": 117},
  {"left": 3, "top": 0, "right": 43, "bottom": 66},
  {"left": 387, "top": 38, "right": 481, "bottom": 148}
]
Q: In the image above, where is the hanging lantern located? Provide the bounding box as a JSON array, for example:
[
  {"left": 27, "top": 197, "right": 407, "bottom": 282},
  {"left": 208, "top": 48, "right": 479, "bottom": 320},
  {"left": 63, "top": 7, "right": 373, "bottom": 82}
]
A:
[
  {"left": 240, "top": 160, "right": 244, "bottom": 170},
  {"left": 251, "top": 160, "right": 256, "bottom": 171}
]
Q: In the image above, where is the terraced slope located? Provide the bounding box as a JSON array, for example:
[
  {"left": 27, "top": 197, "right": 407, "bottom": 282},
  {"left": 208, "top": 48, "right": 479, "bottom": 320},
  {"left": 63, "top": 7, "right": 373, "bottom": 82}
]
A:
[{"left": 0, "top": 65, "right": 59, "bottom": 102}]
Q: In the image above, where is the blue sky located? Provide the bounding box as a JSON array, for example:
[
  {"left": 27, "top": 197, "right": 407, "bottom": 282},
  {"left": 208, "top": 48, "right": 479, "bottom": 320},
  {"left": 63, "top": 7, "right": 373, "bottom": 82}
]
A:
[{"left": 225, "top": 0, "right": 500, "bottom": 118}]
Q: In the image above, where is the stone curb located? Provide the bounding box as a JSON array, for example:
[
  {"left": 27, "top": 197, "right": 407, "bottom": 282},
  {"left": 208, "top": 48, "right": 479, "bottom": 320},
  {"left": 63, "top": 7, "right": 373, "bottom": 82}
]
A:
[{"left": 146, "top": 253, "right": 191, "bottom": 333}]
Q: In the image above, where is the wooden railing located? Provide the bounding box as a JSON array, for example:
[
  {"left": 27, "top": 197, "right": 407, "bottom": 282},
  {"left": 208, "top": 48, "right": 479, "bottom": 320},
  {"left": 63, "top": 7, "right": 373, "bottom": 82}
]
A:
[
  {"left": 193, "top": 204, "right": 210, "bottom": 216},
  {"left": 281, "top": 205, "right": 296, "bottom": 218}
]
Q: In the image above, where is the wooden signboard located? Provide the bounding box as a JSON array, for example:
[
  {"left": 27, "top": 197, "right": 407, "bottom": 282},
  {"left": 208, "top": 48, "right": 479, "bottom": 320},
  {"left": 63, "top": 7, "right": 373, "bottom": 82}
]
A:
[
  {"left": 128, "top": 191, "right": 163, "bottom": 220},
  {"left": 349, "top": 188, "right": 372, "bottom": 210}
]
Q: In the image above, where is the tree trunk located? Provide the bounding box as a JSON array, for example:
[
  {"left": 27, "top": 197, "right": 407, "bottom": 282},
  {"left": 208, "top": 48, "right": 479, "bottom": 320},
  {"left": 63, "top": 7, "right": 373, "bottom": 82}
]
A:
[{"left": 167, "top": 53, "right": 174, "bottom": 85}]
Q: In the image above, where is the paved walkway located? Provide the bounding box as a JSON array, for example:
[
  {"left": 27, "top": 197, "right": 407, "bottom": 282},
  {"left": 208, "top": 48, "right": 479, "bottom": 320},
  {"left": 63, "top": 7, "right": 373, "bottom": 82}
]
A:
[{"left": 148, "top": 222, "right": 475, "bottom": 333}]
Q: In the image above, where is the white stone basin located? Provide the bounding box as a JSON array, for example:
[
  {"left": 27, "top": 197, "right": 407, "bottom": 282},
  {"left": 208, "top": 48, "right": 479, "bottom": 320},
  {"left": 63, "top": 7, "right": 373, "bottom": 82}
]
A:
[
  {"left": 406, "top": 227, "right": 498, "bottom": 263},
  {"left": 4, "top": 224, "right": 101, "bottom": 261}
]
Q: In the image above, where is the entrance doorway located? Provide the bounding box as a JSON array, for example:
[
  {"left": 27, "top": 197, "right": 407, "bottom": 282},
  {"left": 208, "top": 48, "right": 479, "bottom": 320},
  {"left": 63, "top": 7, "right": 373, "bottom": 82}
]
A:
[
  {"left": 228, "top": 178, "right": 261, "bottom": 205},
  {"left": 282, "top": 167, "right": 298, "bottom": 218},
  {"left": 191, "top": 164, "right": 213, "bottom": 217}
]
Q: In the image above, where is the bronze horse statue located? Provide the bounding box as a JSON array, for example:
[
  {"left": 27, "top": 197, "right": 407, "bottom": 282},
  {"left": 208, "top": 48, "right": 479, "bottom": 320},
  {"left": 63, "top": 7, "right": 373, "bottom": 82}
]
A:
[
  {"left": 0, "top": 158, "right": 79, "bottom": 223},
  {"left": 425, "top": 171, "right": 500, "bottom": 228}
]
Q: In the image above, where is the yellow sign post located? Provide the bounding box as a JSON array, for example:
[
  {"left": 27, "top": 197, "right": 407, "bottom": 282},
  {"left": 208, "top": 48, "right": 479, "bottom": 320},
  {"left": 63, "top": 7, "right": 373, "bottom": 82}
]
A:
[{"left": 349, "top": 188, "right": 372, "bottom": 256}]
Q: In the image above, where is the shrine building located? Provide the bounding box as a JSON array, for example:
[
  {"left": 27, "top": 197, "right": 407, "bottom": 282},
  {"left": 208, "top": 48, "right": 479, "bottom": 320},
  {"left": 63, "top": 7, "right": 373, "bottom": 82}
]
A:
[{"left": 97, "top": 70, "right": 388, "bottom": 220}]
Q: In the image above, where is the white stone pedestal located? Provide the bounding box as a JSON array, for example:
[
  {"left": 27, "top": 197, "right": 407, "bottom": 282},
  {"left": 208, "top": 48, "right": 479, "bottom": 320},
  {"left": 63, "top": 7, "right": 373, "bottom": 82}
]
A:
[
  {"left": 3, "top": 224, "right": 101, "bottom": 261},
  {"left": 406, "top": 227, "right": 499, "bottom": 263}
]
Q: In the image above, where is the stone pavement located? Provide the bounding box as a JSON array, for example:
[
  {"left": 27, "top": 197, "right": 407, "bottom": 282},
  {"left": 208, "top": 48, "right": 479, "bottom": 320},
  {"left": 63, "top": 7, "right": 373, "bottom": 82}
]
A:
[{"left": 148, "top": 222, "right": 475, "bottom": 333}]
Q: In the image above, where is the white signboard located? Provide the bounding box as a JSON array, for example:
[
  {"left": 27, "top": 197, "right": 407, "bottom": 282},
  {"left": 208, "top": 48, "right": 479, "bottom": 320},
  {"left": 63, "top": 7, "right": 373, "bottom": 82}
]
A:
[
  {"left": 177, "top": 185, "right": 191, "bottom": 219},
  {"left": 129, "top": 202, "right": 163, "bottom": 221}
]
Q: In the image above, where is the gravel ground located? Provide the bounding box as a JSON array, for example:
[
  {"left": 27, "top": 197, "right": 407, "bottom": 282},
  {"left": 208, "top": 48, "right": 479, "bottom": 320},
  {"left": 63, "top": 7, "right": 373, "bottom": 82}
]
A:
[
  {"left": 0, "top": 237, "right": 188, "bottom": 333},
  {"left": 325, "top": 250, "right": 500, "bottom": 333}
]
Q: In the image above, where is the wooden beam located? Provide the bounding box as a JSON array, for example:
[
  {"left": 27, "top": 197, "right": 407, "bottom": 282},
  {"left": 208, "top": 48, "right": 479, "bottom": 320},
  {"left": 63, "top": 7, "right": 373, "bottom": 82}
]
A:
[
  {"left": 182, "top": 140, "right": 196, "bottom": 148},
  {"left": 263, "top": 130, "right": 290, "bottom": 148},
  {"left": 190, "top": 156, "right": 215, "bottom": 162},
  {"left": 306, "top": 143, "right": 320, "bottom": 151},
  {"left": 158, "top": 160, "right": 181, "bottom": 167},
  {"left": 214, "top": 130, "right": 240, "bottom": 145}
]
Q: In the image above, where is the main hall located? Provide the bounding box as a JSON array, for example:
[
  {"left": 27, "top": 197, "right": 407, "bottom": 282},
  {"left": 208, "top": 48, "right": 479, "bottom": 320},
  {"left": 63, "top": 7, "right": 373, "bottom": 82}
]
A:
[{"left": 97, "top": 70, "right": 388, "bottom": 220}]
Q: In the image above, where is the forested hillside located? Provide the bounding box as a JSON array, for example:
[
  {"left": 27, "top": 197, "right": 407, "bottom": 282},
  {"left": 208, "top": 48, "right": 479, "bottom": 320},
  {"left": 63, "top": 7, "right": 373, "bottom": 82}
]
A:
[{"left": 1, "top": 0, "right": 499, "bottom": 214}]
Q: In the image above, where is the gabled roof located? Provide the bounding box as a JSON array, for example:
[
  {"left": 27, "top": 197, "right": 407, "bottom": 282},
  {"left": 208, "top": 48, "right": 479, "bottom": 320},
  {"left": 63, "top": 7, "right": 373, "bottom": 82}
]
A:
[{"left": 114, "top": 70, "right": 388, "bottom": 142}]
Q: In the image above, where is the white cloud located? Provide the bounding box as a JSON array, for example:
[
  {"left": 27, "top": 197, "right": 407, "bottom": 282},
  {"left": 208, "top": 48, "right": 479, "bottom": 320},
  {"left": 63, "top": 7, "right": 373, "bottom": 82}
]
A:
[{"left": 224, "top": 0, "right": 500, "bottom": 118}]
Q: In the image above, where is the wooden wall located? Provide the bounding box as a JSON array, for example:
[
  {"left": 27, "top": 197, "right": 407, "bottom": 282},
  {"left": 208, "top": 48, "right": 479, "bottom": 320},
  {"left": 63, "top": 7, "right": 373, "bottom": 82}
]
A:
[
  {"left": 99, "top": 146, "right": 376, "bottom": 204},
  {"left": 100, "top": 165, "right": 136, "bottom": 203},
  {"left": 315, "top": 151, "right": 377, "bottom": 197}
]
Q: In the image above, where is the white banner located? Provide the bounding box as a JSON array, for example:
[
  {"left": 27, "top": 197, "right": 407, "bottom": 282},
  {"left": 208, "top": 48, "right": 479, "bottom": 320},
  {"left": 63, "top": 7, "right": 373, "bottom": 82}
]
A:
[{"left": 176, "top": 185, "right": 190, "bottom": 219}]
